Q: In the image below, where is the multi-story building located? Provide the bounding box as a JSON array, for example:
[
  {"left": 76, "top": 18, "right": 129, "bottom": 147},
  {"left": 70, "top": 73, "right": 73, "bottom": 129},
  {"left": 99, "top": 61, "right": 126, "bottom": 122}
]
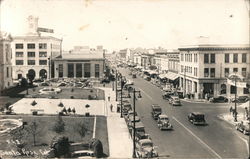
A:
[
  {"left": 178, "top": 44, "right": 250, "bottom": 99},
  {"left": 11, "top": 16, "right": 62, "bottom": 80},
  {"left": 0, "top": 32, "right": 13, "bottom": 94},
  {"left": 53, "top": 46, "right": 105, "bottom": 79}
]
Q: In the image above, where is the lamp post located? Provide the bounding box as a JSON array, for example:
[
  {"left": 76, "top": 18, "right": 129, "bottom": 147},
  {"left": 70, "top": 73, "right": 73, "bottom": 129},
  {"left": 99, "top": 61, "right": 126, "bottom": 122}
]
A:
[
  {"left": 48, "top": 57, "right": 51, "bottom": 80},
  {"left": 128, "top": 88, "right": 141, "bottom": 158},
  {"left": 115, "top": 70, "right": 118, "bottom": 100}
]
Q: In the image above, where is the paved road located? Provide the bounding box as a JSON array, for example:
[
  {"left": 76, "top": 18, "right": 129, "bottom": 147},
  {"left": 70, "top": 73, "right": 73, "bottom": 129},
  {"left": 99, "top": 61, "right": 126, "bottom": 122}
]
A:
[{"left": 118, "top": 68, "right": 249, "bottom": 159}]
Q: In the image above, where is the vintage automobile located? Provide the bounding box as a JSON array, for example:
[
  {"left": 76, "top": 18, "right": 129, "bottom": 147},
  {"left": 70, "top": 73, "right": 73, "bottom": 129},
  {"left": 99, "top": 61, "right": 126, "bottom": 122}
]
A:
[
  {"left": 169, "top": 96, "right": 181, "bottom": 106},
  {"left": 151, "top": 104, "right": 162, "bottom": 120},
  {"left": 162, "top": 92, "right": 174, "bottom": 100},
  {"left": 231, "top": 96, "right": 250, "bottom": 103},
  {"left": 236, "top": 120, "right": 250, "bottom": 135},
  {"left": 132, "top": 73, "right": 137, "bottom": 78},
  {"left": 122, "top": 103, "right": 132, "bottom": 116},
  {"left": 125, "top": 110, "right": 138, "bottom": 122},
  {"left": 129, "top": 122, "right": 146, "bottom": 141},
  {"left": 209, "top": 96, "right": 228, "bottom": 103},
  {"left": 135, "top": 139, "right": 158, "bottom": 158},
  {"left": 157, "top": 114, "right": 173, "bottom": 130},
  {"left": 144, "top": 76, "right": 151, "bottom": 81},
  {"left": 188, "top": 112, "right": 206, "bottom": 125},
  {"left": 127, "top": 115, "right": 141, "bottom": 127}
]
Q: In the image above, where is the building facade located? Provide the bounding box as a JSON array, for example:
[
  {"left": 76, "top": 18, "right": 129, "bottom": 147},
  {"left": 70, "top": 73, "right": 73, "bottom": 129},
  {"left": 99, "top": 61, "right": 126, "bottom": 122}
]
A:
[
  {"left": 53, "top": 47, "right": 105, "bottom": 79},
  {"left": 0, "top": 32, "right": 13, "bottom": 94},
  {"left": 178, "top": 44, "right": 250, "bottom": 99}
]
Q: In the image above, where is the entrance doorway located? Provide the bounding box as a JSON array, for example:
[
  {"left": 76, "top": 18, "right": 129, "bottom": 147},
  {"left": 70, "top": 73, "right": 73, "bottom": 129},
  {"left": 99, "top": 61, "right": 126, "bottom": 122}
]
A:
[{"left": 203, "top": 83, "right": 214, "bottom": 99}]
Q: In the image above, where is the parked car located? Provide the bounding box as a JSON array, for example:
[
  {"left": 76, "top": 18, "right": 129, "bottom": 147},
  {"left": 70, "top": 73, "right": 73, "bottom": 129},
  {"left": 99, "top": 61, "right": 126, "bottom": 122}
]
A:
[
  {"left": 231, "top": 96, "right": 250, "bottom": 103},
  {"left": 135, "top": 139, "right": 158, "bottom": 158},
  {"left": 122, "top": 103, "right": 132, "bottom": 116},
  {"left": 57, "top": 82, "right": 67, "bottom": 87},
  {"left": 132, "top": 74, "right": 137, "bottom": 78},
  {"left": 127, "top": 115, "right": 141, "bottom": 127},
  {"left": 169, "top": 96, "right": 181, "bottom": 106},
  {"left": 129, "top": 121, "right": 146, "bottom": 141},
  {"left": 162, "top": 92, "right": 174, "bottom": 100},
  {"left": 100, "top": 78, "right": 110, "bottom": 84},
  {"left": 188, "top": 112, "right": 206, "bottom": 125},
  {"left": 157, "top": 114, "right": 173, "bottom": 130},
  {"left": 39, "top": 82, "right": 50, "bottom": 86},
  {"left": 151, "top": 104, "right": 162, "bottom": 120},
  {"left": 125, "top": 111, "right": 138, "bottom": 122},
  {"left": 144, "top": 76, "right": 151, "bottom": 81},
  {"left": 235, "top": 120, "right": 250, "bottom": 135},
  {"left": 209, "top": 96, "right": 228, "bottom": 103}
]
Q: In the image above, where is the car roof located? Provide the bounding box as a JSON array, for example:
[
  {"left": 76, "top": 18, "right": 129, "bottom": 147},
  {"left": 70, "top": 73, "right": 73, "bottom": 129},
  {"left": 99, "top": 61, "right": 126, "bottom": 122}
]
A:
[
  {"left": 139, "top": 139, "right": 152, "bottom": 144},
  {"left": 191, "top": 112, "right": 204, "bottom": 115},
  {"left": 158, "top": 114, "right": 169, "bottom": 118}
]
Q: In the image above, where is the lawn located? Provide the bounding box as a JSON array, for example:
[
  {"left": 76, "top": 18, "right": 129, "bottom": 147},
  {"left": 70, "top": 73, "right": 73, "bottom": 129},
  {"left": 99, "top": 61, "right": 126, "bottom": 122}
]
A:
[{"left": 0, "top": 115, "right": 109, "bottom": 158}]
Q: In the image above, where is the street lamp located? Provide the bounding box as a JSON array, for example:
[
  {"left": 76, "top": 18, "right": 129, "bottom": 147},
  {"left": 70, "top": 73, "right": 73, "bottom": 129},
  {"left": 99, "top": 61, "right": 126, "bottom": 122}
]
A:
[
  {"left": 128, "top": 88, "right": 141, "bottom": 158},
  {"left": 48, "top": 57, "right": 51, "bottom": 80}
]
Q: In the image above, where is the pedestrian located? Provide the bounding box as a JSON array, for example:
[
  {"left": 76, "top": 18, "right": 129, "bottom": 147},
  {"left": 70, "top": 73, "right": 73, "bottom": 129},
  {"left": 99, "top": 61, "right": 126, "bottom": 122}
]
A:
[
  {"left": 108, "top": 96, "right": 110, "bottom": 101},
  {"left": 110, "top": 104, "right": 113, "bottom": 112},
  {"left": 229, "top": 106, "right": 233, "bottom": 115}
]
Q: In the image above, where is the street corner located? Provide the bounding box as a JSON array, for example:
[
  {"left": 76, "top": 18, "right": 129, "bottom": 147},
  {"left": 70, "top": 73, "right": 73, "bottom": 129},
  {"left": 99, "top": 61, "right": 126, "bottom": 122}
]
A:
[{"left": 217, "top": 113, "right": 246, "bottom": 126}]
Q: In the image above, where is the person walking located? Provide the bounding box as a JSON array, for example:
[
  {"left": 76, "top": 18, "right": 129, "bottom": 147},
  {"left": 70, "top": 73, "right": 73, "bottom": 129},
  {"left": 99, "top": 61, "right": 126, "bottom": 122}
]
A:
[
  {"left": 110, "top": 104, "right": 113, "bottom": 112},
  {"left": 108, "top": 96, "right": 110, "bottom": 101}
]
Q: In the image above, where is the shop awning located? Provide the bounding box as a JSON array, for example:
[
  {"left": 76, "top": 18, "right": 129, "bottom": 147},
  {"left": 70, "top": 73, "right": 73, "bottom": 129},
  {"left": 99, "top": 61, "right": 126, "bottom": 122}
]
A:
[{"left": 166, "top": 72, "right": 179, "bottom": 81}]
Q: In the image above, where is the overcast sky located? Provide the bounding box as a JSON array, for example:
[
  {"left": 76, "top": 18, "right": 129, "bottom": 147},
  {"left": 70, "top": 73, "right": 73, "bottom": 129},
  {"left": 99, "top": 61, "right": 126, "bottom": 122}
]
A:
[{"left": 1, "top": 0, "right": 249, "bottom": 51}]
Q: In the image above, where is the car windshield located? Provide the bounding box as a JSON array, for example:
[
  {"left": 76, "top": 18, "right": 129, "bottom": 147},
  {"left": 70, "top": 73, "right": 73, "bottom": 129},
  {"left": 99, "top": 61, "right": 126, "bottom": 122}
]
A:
[{"left": 142, "top": 142, "right": 153, "bottom": 147}]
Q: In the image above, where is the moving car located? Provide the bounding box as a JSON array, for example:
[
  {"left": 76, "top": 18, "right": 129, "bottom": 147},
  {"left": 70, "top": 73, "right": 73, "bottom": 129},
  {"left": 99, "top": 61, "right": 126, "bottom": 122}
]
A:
[
  {"left": 209, "top": 96, "right": 228, "bottom": 103},
  {"left": 188, "top": 112, "right": 206, "bottom": 125},
  {"left": 135, "top": 139, "right": 158, "bottom": 158},
  {"left": 236, "top": 120, "right": 250, "bottom": 135},
  {"left": 157, "top": 114, "right": 173, "bottom": 130},
  {"left": 162, "top": 92, "right": 174, "bottom": 100},
  {"left": 169, "top": 96, "right": 181, "bottom": 106},
  {"left": 151, "top": 104, "right": 162, "bottom": 120},
  {"left": 57, "top": 82, "right": 67, "bottom": 87}
]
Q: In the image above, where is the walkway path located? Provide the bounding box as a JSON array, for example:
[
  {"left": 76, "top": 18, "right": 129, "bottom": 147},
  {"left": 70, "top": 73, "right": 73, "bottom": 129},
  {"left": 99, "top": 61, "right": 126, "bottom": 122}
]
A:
[{"left": 98, "top": 87, "right": 133, "bottom": 158}]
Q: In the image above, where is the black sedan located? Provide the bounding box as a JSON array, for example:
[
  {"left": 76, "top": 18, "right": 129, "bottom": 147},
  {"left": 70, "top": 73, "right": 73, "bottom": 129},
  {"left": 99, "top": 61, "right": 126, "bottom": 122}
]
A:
[{"left": 209, "top": 96, "right": 228, "bottom": 103}]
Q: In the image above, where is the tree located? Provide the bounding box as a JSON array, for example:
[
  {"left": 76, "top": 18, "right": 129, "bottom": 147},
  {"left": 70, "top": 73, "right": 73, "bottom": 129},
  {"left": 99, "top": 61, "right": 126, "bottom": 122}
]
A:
[
  {"left": 67, "top": 107, "right": 71, "bottom": 114},
  {"left": 62, "top": 107, "right": 67, "bottom": 114},
  {"left": 72, "top": 107, "right": 76, "bottom": 115},
  {"left": 10, "top": 127, "right": 29, "bottom": 155},
  {"left": 74, "top": 121, "right": 89, "bottom": 139},
  {"left": 50, "top": 136, "right": 70, "bottom": 158},
  {"left": 26, "top": 121, "right": 40, "bottom": 146},
  {"left": 52, "top": 115, "right": 65, "bottom": 134}
]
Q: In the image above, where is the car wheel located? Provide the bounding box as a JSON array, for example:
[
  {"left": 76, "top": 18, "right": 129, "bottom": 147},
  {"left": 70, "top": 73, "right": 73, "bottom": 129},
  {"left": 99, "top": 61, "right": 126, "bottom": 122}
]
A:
[{"left": 243, "top": 130, "right": 247, "bottom": 135}]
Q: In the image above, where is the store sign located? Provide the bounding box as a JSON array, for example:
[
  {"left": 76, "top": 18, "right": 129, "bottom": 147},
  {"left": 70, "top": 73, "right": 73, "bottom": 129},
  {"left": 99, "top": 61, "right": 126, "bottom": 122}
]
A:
[
  {"left": 227, "top": 79, "right": 247, "bottom": 88},
  {"left": 37, "top": 27, "right": 54, "bottom": 33}
]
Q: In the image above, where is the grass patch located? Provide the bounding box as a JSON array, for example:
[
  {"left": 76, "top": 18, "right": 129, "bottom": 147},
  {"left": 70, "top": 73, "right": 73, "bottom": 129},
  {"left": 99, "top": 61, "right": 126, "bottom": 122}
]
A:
[{"left": 0, "top": 115, "right": 108, "bottom": 158}]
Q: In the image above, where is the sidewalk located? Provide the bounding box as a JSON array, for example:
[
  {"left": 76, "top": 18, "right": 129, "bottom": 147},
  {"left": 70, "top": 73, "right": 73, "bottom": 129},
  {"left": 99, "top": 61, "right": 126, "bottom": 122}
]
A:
[
  {"left": 98, "top": 87, "right": 133, "bottom": 159},
  {"left": 218, "top": 108, "right": 248, "bottom": 126},
  {"left": 181, "top": 98, "right": 209, "bottom": 104}
]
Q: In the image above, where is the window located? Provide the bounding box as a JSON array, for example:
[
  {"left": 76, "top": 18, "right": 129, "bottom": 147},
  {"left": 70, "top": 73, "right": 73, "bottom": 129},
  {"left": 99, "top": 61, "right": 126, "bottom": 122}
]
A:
[
  {"left": 210, "top": 54, "right": 215, "bottom": 63},
  {"left": 194, "top": 67, "right": 198, "bottom": 76},
  {"left": 58, "top": 64, "right": 63, "bottom": 78},
  {"left": 242, "top": 53, "right": 247, "bottom": 63},
  {"left": 181, "top": 65, "right": 184, "bottom": 73},
  {"left": 84, "top": 63, "right": 91, "bottom": 78},
  {"left": 76, "top": 64, "right": 82, "bottom": 77},
  {"left": 190, "top": 54, "right": 192, "bottom": 62},
  {"left": 242, "top": 68, "right": 247, "bottom": 77},
  {"left": 28, "top": 60, "right": 35, "bottom": 65},
  {"left": 194, "top": 54, "right": 198, "bottom": 62},
  {"left": 68, "top": 64, "right": 74, "bottom": 78},
  {"left": 95, "top": 64, "right": 100, "bottom": 78},
  {"left": 181, "top": 54, "right": 184, "bottom": 61},
  {"left": 194, "top": 82, "right": 197, "bottom": 93},
  {"left": 39, "top": 52, "right": 47, "bottom": 57},
  {"left": 27, "top": 43, "right": 35, "bottom": 49},
  {"left": 16, "top": 60, "right": 23, "bottom": 65},
  {"left": 233, "top": 68, "right": 238, "bottom": 73},
  {"left": 233, "top": 54, "right": 238, "bottom": 63},
  {"left": 28, "top": 52, "right": 35, "bottom": 57},
  {"left": 39, "top": 43, "right": 47, "bottom": 49},
  {"left": 244, "top": 88, "right": 249, "bottom": 94},
  {"left": 225, "top": 68, "right": 229, "bottom": 77},
  {"left": 225, "top": 54, "right": 229, "bottom": 63},
  {"left": 16, "top": 52, "right": 23, "bottom": 57},
  {"left": 7, "top": 67, "right": 9, "bottom": 78},
  {"left": 15, "top": 43, "right": 23, "bottom": 49},
  {"left": 230, "top": 85, "right": 237, "bottom": 94},
  {"left": 204, "top": 54, "right": 209, "bottom": 63},
  {"left": 204, "top": 68, "right": 209, "bottom": 77},
  {"left": 210, "top": 68, "right": 215, "bottom": 77},
  {"left": 220, "top": 84, "right": 226, "bottom": 94},
  {"left": 39, "top": 60, "right": 47, "bottom": 65}
]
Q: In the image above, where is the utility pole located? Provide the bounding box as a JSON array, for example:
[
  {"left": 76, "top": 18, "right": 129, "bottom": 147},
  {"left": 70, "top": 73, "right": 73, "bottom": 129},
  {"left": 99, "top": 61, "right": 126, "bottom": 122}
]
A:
[
  {"left": 234, "top": 76, "right": 237, "bottom": 122},
  {"left": 183, "top": 67, "right": 186, "bottom": 98}
]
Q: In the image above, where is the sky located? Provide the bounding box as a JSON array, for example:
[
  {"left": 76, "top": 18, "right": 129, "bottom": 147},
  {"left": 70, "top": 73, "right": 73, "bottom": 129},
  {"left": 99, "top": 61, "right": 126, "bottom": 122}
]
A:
[{"left": 0, "top": 0, "right": 249, "bottom": 51}]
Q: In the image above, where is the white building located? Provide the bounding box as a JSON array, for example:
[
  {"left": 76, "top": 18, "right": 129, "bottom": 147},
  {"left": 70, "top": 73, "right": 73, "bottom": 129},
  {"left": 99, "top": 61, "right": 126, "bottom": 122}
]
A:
[
  {"left": 178, "top": 44, "right": 250, "bottom": 99},
  {"left": 11, "top": 15, "right": 62, "bottom": 80},
  {"left": 0, "top": 32, "right": 13, "bottom": 94}
]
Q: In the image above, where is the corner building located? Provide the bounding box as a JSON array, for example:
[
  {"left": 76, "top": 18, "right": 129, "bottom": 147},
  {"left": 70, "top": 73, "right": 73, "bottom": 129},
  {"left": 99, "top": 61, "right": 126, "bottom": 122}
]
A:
[{"left": 178, "top": 44, "right": 250, "bottom": 99}]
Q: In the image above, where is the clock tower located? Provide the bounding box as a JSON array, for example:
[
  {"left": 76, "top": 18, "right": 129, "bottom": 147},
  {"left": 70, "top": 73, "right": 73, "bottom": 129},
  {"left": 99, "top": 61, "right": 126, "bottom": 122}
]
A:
[{"left": 26, "top": 15, "right": 39, "bottom": 36}]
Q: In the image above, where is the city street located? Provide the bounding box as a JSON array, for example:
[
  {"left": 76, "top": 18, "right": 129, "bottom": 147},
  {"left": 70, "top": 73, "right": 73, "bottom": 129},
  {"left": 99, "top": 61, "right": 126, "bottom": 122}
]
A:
[{"left": 118, "top": 67, "right": 249, "bottom": 159}]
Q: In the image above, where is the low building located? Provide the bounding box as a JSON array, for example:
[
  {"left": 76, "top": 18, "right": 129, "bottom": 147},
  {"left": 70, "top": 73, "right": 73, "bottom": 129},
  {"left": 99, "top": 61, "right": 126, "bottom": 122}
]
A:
[
  {"left": 53, "top": 46, "right": 105, "bottom": 79},
  {"left": 178, "top": 44, "right": 250, "bottom": 99},
  {"left": 0, "top": 32, "right": 13, "bottom": 94}
]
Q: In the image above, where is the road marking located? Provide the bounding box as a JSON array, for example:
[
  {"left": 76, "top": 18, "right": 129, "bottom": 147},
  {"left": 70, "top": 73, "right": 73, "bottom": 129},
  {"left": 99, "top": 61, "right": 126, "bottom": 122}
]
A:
[
  {"left": 238, "top": 135, "right": 249, "bottom": 155},
  {"left": 172, "top": 116, "right": 222, "bottom": 159},
  {"left": 92, "top": 115, "right": 97, "bottom": 138},
  {"left": 137, "top": 88, "right": 153, "bottom": 100}
]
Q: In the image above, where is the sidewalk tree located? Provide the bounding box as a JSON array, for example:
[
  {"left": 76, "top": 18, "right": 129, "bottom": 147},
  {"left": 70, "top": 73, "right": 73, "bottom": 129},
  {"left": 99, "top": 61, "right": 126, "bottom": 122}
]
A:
[
  {"left": 67, "top": 107, "right": 72, "bottom": 114},
  {"left": 52, "top": 115, "right": 65, "bottom": 134},
  {"left": 72, "top": 107, "right": 76, "bottom": 115}
]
